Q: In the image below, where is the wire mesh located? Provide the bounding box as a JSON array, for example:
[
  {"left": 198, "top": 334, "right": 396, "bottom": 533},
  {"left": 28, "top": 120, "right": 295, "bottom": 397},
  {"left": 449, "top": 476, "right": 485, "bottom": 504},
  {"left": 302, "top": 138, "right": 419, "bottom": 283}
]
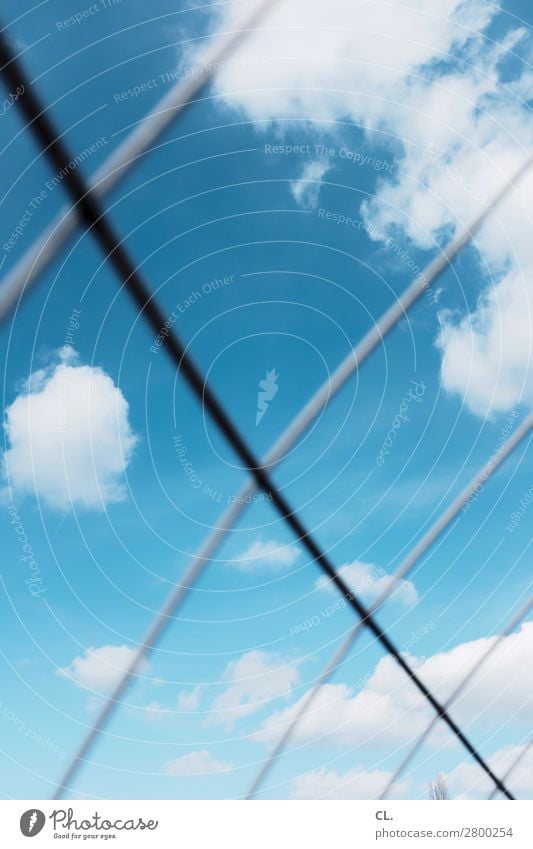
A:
[{"left": 0, "top": 4, "right": 530, "bottom": 804}]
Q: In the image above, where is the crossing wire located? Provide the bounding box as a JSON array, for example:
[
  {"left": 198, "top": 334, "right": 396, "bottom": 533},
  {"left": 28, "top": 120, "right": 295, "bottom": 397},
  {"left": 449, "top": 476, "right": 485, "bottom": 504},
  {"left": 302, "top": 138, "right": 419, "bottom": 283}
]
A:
[
  {"left": 0, "top": 0, "right": 281, "bottom": 323},
  {"left": 0, "top": 24, "right": 523, "bottom": 803},
  {"left": 488, "top": 738, "right": 533, "bottom": 800},
  {"left": 380, "top": 597, "right": 533, "bottom": 800},
  {"left": 245, "top": 419, "right": 533, "bottom": 798}
]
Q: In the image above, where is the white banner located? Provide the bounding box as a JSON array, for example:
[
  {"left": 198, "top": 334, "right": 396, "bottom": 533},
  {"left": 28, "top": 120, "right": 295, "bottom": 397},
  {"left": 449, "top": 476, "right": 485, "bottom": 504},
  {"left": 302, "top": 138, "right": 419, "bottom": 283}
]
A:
[{"left": 1, "top": 800, "right": 532, "bottom": 848}]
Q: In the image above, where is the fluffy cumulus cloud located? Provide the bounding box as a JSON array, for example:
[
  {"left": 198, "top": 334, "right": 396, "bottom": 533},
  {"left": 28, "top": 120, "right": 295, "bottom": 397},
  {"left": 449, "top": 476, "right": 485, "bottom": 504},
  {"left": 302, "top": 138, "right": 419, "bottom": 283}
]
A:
[
  {"left": 2, "top": 348, "right": 138, "bottom": 511},
  {"left": 232, "top": 538, "right": 300, "bottom": 571},
  {"left": 200, "top": 0, "right": 493, "bottom": 124},
  {"left": 437, "top": 269, "right": 533, "bottom": 417},
  {"left": 162, "top": 750, "right": 232, "bottom": 776},
  {"left": 210, "top": 650, "right": 301, "bottom": 726},
  {"left": 253, "top": 623, "right": 533, "bottom": 748},
  {"left": 316, "top": 560, "right": 418, "bottom": 607},
  {"left": 190, "top": 1, "right": 533, "bottom": 416},
  {"left": 446, "top": 743, "right": 533, "bottom": 800},
  {"left": 290, "top": 766, "right": 411, "bottom": 800},
  {"left": 57, "top": 644, "right": 142, "bottom": 694}
]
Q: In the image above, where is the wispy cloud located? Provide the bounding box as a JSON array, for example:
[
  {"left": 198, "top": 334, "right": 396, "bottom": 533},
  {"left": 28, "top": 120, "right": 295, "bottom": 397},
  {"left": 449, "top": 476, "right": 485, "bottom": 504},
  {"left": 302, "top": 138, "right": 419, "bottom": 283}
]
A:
[
  {"left": 290, "top": 159, "right": 330, "bottom": 209},
  {"left": 177, "top": 686, "right": 202, "bottom": 712},
  {"left": 291, "top": 766, "right": 411, "bottom": 800},
  {"left": 316, "top": 560, "right": 418, "bottom": 607},
  {"left": 162, "top": 750, "right": 232, "bottom": 776},
  {"left": 210, "top": 650, "right": 301, "bottom": 726},
  {"left": 233, "top": 539, "right": 300, "bottom": 571}
]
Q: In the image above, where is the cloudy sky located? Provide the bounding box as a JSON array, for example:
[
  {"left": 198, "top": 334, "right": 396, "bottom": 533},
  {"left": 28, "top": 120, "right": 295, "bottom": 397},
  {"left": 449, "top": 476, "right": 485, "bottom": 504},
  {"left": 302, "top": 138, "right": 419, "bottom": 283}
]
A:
[{"left": 0, "top": 0, "right": 531, "bottom": 800}]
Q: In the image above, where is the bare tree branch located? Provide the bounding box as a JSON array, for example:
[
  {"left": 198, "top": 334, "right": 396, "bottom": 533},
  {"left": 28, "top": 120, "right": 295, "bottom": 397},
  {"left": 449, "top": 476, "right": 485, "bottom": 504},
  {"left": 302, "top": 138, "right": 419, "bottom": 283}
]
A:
[{"left": 429, "top": 774, "right": 450, "bottom": 800}]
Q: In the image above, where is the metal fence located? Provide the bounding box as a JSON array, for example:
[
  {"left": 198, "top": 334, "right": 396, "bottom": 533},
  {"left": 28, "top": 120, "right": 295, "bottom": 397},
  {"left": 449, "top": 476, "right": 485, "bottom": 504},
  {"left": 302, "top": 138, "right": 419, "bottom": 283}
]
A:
[{"left": 0, "top": 0, "right": 531, "bottom": 802}]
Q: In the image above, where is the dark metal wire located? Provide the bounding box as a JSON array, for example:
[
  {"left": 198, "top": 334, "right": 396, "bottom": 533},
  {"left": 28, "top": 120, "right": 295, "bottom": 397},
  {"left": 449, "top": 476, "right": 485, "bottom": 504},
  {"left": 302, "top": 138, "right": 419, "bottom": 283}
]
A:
[{"left": 0, "top": 28, "right": 515, "bottom": 802}]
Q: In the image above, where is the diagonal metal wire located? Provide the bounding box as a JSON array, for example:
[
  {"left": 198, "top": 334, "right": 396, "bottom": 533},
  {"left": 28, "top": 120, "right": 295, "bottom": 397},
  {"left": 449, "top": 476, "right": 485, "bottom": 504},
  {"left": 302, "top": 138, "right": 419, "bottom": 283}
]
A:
[
  {"left": 0, "top": 0, "right": 280, "bottom": 324},
  {"left": 1, "top": 21, "right": 527, "bottom": 804},
  {"left": 49, "top": 231, "right": 533, "bottom": 798},
  {"left": 381, "top": 596, "right": 533, "bottom": 800},
  {"left": 245, "top": 416, "right": 533, "bottom": 798},
  {"left": 488, "top": 737, "right": 533, "bottom": 800}
]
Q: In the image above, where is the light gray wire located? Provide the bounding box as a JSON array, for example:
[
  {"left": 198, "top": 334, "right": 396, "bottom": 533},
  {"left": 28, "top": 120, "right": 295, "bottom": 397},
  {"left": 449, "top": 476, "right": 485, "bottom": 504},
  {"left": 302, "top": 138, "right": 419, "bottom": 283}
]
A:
[
  {"left": 0, "top": 0, "right": 280, "bottom": 324},
  {"left": 381, "top": 597, "right": 533, "bottom": 799},
  {"left": 245, "top": 414, "right": 533, "bottom": 798},
  {"left": 52, "top": 157, "right": 533, "bottom": 799},
  {"left": 488, "top": 737, "right": 533, "bottom": 800}
]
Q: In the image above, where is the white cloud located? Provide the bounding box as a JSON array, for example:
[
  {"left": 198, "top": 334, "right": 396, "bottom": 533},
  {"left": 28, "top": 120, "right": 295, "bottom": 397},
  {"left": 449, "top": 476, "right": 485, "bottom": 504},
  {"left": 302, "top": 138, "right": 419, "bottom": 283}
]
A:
[
  {"left": 57, "top": 644, "right": 142, "bottom": 694},
  {"left": 373, "top": 574, "right": 419, "bottom": 608},
  {"left": 446, "top": 743, "right": 533, "bottom": 800},
  {"left": 162, "top": 750, "right": 232, "bottom": 776},
  {"left": 210, "top": 650, "right": 300, "bottom": 726},
  {"left": 316, "top": 560, "right": 418, "bottom": 607},
  {"left": 354, "top": 30, "right": 533, "bottom": 417},
  {"left": 290, "top": 159, "right": 330, "bottom": 209},
  {"left": 366, "top": 130, "right": 533, "bottom": 416},
  {"left": 438, "top": 268, "right": 533, "bottom": 417},
  {"left": 2, "top": 348, "right": 138, "bottom": 511},
  {"left": 233, "top": 539, "right": 300, "bottom": 571},
  {"left": 315, "top": 560, "right": 418, "bottom": 607},
  {"left": 190, "top": 1, "right": 533, "bottom": 416},
  {"left": 253, "top": 678, "right": 422, "bottom": 748},
  {"left": 254, "top": 623, "right": 533, "bottom": 748},
  {"left": 143, "top": 701, "right": 168, "bottom": 722},
  {"left": 291, "top": 766, "right": 411, "bottom": 800},
  {"left": 177, "top": 686, "right": 202, "bottom": 712},
  {"left": 199, "top": 0, "right": 493, "bottom": 126}
]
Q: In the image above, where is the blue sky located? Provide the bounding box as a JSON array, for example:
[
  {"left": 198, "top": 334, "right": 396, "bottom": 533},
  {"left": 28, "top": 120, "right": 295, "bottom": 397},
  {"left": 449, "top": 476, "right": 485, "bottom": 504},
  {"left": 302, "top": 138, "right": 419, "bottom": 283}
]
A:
[{"left": 0, "top": 0, "right": 532, "bottom": 800}]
